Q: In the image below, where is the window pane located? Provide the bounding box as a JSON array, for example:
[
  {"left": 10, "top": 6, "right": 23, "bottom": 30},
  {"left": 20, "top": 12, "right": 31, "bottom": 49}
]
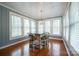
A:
[
  {"left": 38, "top": 21, "right": 44, "bottom": 34},
  {"left": 63, "top": 7, "right": 69, "bottom": 41},
  {"left": 31, "top": 20, "right": 36, "bottom": 33},
  {"left": 53, "top": 20, "right": 61, "bottom": 35},
  {"left": 45, "top": 20, "right": 51, "bottom": 33},
  {"left": 24, "top": 19, "right": 30, "bottom": 36},
  {"left": 11, "top": 15, "right": 22, "bottom": 38}
]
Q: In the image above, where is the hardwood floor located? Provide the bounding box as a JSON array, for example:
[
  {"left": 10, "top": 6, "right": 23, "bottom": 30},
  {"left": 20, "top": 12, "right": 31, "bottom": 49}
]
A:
[{"left": 0, "top": 38, "right": 68, "bottom": 56}]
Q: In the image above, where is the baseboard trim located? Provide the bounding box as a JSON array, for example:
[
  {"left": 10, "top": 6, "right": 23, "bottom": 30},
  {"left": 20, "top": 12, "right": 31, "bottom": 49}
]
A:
[
  {"left": 0, "top": 38, "right": 29, "bottom": 50},
  {"left": 63, "top": 39, "right": 70, "bottom": 56}
]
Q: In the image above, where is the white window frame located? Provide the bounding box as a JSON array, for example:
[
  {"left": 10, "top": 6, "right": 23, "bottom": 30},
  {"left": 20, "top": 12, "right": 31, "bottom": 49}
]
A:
[
  {"left": 38, "top": 20, "right": 44, "bottom": 34},
  {"left": 52, "top": 18, "right": 61, "bottom": 36},
  {"left": 9, "top": 12, "right": 23, "bottom": 40},
  {"left": 44, "top": 20, "right": 51, "bottom": 34},
  {"left": 30, "top": 20, "right": 36, "bottom": 33},
  {"left": 23, "top": 18, "right": 30, "bottom": 36}
]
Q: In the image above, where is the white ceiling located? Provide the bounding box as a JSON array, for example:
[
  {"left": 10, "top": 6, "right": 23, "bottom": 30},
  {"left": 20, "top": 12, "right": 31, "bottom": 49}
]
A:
[{"left": 0, "top": 2, "right": 68, "bottom": 20}]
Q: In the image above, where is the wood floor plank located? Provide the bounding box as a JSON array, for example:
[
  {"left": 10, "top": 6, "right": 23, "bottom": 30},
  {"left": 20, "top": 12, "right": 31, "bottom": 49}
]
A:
[{"left": 0, "top": 38, "right": 68, "bottom": 56}]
